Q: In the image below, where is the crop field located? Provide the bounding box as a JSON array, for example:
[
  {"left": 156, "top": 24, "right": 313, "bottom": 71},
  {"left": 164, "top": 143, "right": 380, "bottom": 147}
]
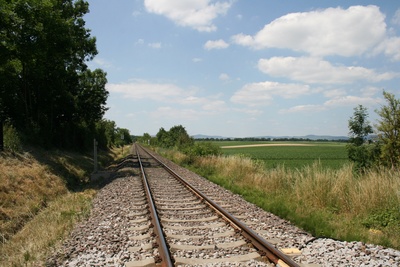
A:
[{"left": 214, "top": 141, "right": 349, "bottom": 170}]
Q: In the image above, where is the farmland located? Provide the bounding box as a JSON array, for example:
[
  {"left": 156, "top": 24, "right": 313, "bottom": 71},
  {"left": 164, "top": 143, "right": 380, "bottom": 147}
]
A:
[{"left": 214, "top": 141, "right": 349, "bottom": 170}]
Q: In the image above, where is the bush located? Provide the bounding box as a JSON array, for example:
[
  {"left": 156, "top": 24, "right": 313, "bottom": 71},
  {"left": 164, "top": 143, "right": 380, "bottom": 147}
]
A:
[
  {"left": 4, "top": 123, "right": 22, "bottom": 153},
  {"left": 185, "top": 142, "right": 221, "bottom": 157}
]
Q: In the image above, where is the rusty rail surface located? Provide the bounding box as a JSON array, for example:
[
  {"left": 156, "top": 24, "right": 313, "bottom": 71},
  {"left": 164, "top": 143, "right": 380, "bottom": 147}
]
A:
[{"left": 137, "top": 144, "right": 301, "bottom": 267}]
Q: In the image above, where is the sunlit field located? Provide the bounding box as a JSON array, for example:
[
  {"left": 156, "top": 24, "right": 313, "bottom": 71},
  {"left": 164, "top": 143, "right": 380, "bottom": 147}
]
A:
[{"left": 214, "top": 141, "right": 349, "bottom": 170}]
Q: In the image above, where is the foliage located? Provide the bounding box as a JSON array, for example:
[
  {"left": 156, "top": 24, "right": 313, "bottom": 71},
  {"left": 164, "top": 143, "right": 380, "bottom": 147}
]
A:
[
  {"left": 151, "top": 125, "right": 194, "bottom": 149},
  {"left": 346, "top": 105, "right": 378, "bottom": 172},
  {"left": 348, "top": 105, "right": 373, "bottom": 146},
  {"left": 187, "top": 142, "right": 222, "bottom": 157},
  {"left": 375, "top": 91, "right": 400, "bottom": 169},
  {"left": 3, "top": 123, "right": 22, "bottom": 153},
  {"left": 0, "top": 0, "right": 108, "bottom": 149}
]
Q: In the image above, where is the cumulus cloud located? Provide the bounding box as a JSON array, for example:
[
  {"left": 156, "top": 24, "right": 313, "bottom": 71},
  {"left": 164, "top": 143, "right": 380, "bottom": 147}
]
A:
[
  {"left": 107, "top": 81, "right": 192, "bottom": 102},
  {"left": 144, "top": 0, "right": 232, "bottom": 32},
  {"left": 373, "top": 37, "right": 400, "bottom": 61},
  {"left": 230, "top": 81, "right": 311, "bottom": 106},
  {"left": 204, "top": 39, "right": 229, "bottom": 50},
  {"left": 282, "top": 95, "right": 380, "bottom": 114},
  {"left": 258, "top": 57, "right": 398, "bottom": 84},
  {"left": 232, "top": 5, "right": 386, "bottom": 57},
  {"left": 107, "top": 81, "right": 226, "bottom": 112}
]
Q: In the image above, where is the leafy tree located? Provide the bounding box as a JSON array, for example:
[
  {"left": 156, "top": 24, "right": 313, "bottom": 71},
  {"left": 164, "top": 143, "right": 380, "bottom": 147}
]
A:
[
  {"left": 114, "top": 128, "right": 132, "bottom": 147},
  {"left": 375, "top": 91, "right": 400, "bottom": 169},
  {"left": 156, "top": 127, "right": 169, "bottom": 147},
  {"left": 0, "top": 0, "right": 107, "bottom": 149},
  {"left": 348, "top": 105, "right": 373, "bottom": 146},
  {"left": 95, "top": 119, "right": 116, "bottom": 149},
  {"left": 168, "top": 125, "right": 194, "bottom": 149},
  {"left": 346, "top": 105, "right": 377, "bottom": 171}
]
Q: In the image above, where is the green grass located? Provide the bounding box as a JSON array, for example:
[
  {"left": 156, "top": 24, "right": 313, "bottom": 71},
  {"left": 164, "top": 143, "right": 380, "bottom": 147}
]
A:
[
  {"left": 216, "top": 141, "right": 348, "bottom": 170},
  {"left": 160, "top": 147, "right": 400, "bottom": 250}
]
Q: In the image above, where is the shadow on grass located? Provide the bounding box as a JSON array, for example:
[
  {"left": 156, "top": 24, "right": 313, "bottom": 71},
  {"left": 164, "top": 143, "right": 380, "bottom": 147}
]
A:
[{"left": 25, "top": 145, "right": 124, "bottom": 192}]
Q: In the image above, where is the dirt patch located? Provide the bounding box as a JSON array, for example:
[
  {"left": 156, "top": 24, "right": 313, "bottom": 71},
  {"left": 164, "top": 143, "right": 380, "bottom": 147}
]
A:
[{"left": 220, "top": 143, "right": 315, "bottom": 149}]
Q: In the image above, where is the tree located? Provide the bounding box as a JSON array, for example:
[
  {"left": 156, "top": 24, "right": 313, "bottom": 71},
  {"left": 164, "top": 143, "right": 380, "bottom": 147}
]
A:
[
  {"left": 348, "top": 105, "right": 373, "bottom": 146},
  {"left": 346, "top": 105, "right": 377, "bottom": 171},
  {"left": 375, "top": 91, "right": 400, "bottom": 169},
  {"left": 168, "top": 125, "right": 193, "bottom": 149},
  {"left": 0, "top": 0, "right": 106, "bottom": 149}
]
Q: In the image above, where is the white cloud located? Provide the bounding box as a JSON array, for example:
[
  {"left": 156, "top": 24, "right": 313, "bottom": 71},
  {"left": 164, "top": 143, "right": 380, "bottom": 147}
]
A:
[
  {"left": 373, "top": 37, "right": 400, "bottom": 61},
  {"left": 324, "top": 95, "right": 379, "bottom": 107},
  {"left": 282, "top": 95, "right": 380, "bottom": 114},
  {"left": 392, "top": 9, "right": 400, "bottom": 25},
  {"left": 282, "top": 104, "right": 326, "bottom": 114},
  {"left": 219, "top": 73, "right": 230, "bottom": 81},
  {"left": 323, "top": 89, "right": 346, "bottom": 98},
  {"left": 232, "top": 5, "right": 386, "bottom": 57},
  {"left": 204, "top": 39, "right": 229, "bottom": 50},
  {"left": 135, "top": 39, "right": 145, "bottom": 45},
  {"left": 107, "top": 81, "right": 226, "bottom": 113},
  {"left": 148, "top": 42, "right": 162, "bottom": 49},
  {"left": 144, "top": 0, "right": 232, "bottom": 32},
  {"left": 107, "top": 81, "right": 192, "bottom": 102},
  {"left": 151, "top": 106, "right": 200, "bottom": 120},
  {"left": 230, "top": 81, "right": 311, "bottom": 106},
  {"left": 258, "top": 57, "right": 397, "bottom": 84}
]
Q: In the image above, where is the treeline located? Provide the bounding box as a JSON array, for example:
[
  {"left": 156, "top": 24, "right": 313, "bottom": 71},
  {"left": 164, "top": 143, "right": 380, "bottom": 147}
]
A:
[
  {"left": 138, "top": 125, "right": 221, "bottom": 157},
  {"left": 0, "top": 0, "right": 130, "bottom": 151},
  {"left": 195, "top": 137, "right": 348, "bottom": 142}
]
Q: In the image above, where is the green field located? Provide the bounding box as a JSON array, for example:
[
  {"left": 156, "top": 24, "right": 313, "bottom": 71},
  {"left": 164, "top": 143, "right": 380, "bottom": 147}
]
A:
[{"left": 214, "top": 141, "right": 349, "bottom": 170}]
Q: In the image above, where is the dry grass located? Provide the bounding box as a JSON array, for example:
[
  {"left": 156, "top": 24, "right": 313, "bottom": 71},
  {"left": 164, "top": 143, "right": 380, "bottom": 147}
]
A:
[
  {"left": 0, "top": 146, "right": 123, "bottom": 266},
  {"left": 0, "top": 190, "right": 95, "bottom": 266},
  {"left": 170, "top": 152, "right": 400, "bottom": 249},
  {"left": 0, "top": 153, "right": 67, "bottom": 243}
]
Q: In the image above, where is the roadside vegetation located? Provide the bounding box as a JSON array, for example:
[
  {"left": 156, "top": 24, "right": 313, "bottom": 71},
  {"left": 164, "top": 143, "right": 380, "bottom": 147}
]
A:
[
  {"left": 0, "top": 145, "right": 128, "bottom": 266},
  {"left": 161, "top": 149, "right": 399, "bottom": 250}
]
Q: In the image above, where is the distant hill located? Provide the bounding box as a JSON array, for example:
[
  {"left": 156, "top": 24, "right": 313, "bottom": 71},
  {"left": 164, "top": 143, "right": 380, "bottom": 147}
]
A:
[{"left": 192, "top": 134, "right": 349, "bottom": 141}]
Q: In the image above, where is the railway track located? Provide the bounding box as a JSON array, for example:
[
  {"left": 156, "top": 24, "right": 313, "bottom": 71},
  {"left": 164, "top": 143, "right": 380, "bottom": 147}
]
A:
[
  {"left": 127, "top": 144, "right": 301, "bottom": 267},
  {"left": 48, "top": 144, "right": 400, "bottom": 266}
]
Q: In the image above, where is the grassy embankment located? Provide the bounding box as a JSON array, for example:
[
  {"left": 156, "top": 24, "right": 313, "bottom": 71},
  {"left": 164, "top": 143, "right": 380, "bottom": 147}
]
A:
[
  {"left": 158, "top": 142, "right": 400, "bottom": 250},
  {"left": 0, "top": 145, "right": 130, "bottom": 266}
]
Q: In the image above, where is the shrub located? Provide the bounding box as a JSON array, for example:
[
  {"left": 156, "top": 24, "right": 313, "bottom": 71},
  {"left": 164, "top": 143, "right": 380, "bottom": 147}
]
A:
[{"left": 3, "top": 123, "right": 22, "bottom": 153}]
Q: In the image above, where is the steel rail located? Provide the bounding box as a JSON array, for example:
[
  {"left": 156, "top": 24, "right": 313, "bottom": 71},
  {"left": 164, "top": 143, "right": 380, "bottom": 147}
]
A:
[
  {"left": 139, "top": 144, "right": 301, "bottom": 267},
  {"left": 136, "top": 146, "right": 174, "bottom": 267}
]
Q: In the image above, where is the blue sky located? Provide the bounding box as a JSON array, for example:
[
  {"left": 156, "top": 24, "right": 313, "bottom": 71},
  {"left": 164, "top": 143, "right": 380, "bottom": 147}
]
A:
[{"left": 84, "top": 0, "right": 400, "bottom": 137}]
